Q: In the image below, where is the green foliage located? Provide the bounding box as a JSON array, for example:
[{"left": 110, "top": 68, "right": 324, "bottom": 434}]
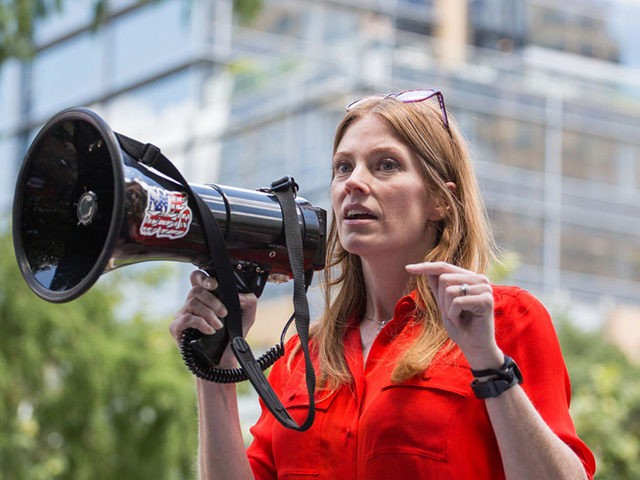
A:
[
  {"left": 487, "top": 251, "right": 520, "bottom": 284},
  {"left": 489, "top": 251, "right": 640, "bottom": 478},
  {"left": 0, "top": 0, "right": 62, "bottom": 61},
  {"left": 557, "top": 317, "right": 640, "bottom": 479},
  {"left": 233, "top": 0, "right": 263, "bottom": 25},
  {"left": 0, "top": 0, "right": 264, "bottom": 65},
  {"left": 0, "top": 231, "right": 198, "bottom": 479}
]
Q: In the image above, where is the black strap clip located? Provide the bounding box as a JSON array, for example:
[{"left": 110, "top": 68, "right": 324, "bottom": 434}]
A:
[
  {"left": 140, "top": 143, "right": 162, "bottom": 167},
  {"left": 270, "top": 176, "right": 299, "bottom": 196}
]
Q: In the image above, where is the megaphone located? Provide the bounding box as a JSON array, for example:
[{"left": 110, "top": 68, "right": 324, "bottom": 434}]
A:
[
  {"left": 12, "top": 107, "right": 326, "bottom": 303},
  {"left": 12, "top": 106, "right": 326, "bottom": 431}
]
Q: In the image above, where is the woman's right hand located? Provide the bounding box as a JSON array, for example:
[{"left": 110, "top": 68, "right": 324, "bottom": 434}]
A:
[{"left": 169, "top": 270, "right": 258, "bottom": 367}]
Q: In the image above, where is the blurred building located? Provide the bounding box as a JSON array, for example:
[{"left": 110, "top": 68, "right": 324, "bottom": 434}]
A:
[
  {"left": 1, "top": 0, "right": 639, "bottom": 338},
  {"left": 605, "top": 305, "right": 640, "bottom": 363}
]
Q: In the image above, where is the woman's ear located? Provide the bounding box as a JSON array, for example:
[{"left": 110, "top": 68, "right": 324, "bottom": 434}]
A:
[{"left": 428, "top": 182, "right": 457, "bottom": 221}]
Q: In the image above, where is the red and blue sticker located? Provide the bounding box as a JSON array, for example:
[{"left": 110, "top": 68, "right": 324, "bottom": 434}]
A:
[{"left": 139, "top": 180, "right": 193, "bottom": 240}]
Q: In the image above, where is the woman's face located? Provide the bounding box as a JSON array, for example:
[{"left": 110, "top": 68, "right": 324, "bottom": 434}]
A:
[{"left": 331, "top": 113, "right": 444, "bottom": 262}]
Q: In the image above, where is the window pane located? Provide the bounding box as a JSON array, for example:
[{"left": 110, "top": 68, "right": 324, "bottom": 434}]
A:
[
  {"left": 0, "top": 60, "right": 21, "bottom": 131},
  {"left": 34, "top": 0, "right": 95, "bottom": 44},
  {"left": 529, "top": 3, "right": 620, "bottom": 62},
  {"left": 31, "top": 33, "right": 102, "bottom": 119},
  {"left": 489, "top": 209, "right": 544, "bottom": 267},
  {"left": 562, "top": 131, "right": 617, "bottom": 184},
  {"left": 635, "top": 146, "right": 640, "bottom": 189},
  {"left": 111, "top": 2, "right": 194, "bottom": 89},
  {"left": 219, "top": 108, "right": 335, "bottom": 197},
  {"left": 105, "top": 70, "right": 195, "bottom": 149},
  {"left": 469, "top": 113, "right": 545, "bottom": 171},
  {"left": 561, "top": 225, "right": 640, "bottom": 282}
]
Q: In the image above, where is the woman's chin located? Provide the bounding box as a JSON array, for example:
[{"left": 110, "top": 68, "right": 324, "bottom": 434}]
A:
[{"left": 341, "top": 239, "right": 386, "bottom": 258}]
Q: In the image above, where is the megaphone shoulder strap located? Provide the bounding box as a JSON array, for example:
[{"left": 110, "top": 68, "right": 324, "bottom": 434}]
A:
[
  {"left": 116, "top": 134, "right": 316, "bottom": 432},
  {"left": 269, "top": 177, "right": 316, "bottom": 430}
]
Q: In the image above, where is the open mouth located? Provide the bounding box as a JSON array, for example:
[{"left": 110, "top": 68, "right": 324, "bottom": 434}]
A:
[{"left": 344, "top": 209, "right": 377, "bottom": 220}]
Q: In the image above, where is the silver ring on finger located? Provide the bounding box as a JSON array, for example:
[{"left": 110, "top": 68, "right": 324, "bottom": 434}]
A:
[{"left": 459, "top": 283, "right": 470, "bottom": 297}]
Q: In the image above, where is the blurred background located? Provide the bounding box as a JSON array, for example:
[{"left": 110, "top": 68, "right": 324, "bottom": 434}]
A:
[{"left": 1, "top": 0, "right": 639, "bottom": 478}]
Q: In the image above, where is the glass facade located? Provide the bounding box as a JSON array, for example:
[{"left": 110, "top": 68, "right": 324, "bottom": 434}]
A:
[
  {"left": 31, "top": 31, "right": 103, "bottom": 118},
  {"left": 110, "top": 2, "right": 196, "bottom": 89},
  {"left": 1, "top": 0, "right": 639, "bottom": 323}
]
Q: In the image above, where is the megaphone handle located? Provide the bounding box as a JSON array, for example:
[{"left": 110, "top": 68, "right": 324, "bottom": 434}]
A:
[
  {"left": 182, "top": 262, "right": 271, "bottom": 367},
  {"left": 186, "top": 330, "right": 229, "bottom": 367},
  {"left": 181, "top": 327, "right": 229, "bottom": 368},
  {"left": 182, "top": 268, "right": 247, "bottom": 366}
]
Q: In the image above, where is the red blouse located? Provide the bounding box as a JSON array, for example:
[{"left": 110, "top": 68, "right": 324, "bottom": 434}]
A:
[{"left": 247, "top": 286, "right": 596, "bottom": 479}]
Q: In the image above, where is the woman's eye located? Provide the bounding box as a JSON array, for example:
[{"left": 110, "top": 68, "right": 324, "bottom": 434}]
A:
[
  {"left": 379, "top": 159, "right": 399, "bottom": 171},
  {"left": 332, "top": 161, "right": 352, "bottom": 173}
]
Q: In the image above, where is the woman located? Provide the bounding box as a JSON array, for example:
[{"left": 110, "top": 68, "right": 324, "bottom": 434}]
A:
[{"left": 170, "top": 89, "right": 596, "bottom": 479}]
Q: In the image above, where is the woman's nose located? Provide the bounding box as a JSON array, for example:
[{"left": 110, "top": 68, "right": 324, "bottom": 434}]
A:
[{"left": 344, "top": 165, "right": 371, "bottom": 195}]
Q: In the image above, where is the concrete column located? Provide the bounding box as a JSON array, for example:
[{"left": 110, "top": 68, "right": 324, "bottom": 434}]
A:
[{"left": 435, "top": 0, "right": 468, "bottom": 67}]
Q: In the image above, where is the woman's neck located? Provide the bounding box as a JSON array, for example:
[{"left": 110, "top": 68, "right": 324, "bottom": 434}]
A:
[{"left": 360, "top": 256, "right": 413, "bottom": 321}]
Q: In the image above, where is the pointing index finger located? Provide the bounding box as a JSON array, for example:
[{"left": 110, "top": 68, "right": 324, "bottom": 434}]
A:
[{"left": 405, "top": 261, "right": 463, "bottom": 276}]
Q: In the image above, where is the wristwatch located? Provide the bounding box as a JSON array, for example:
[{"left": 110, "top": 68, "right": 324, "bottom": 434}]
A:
[{"left": 470, "top": 355, "right": 523, "bottom": 399}]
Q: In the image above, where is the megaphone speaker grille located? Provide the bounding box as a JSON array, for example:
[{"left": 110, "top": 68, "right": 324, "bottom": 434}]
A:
[{"left": 13, "top": 108, "right": 125, "bottom": 302}]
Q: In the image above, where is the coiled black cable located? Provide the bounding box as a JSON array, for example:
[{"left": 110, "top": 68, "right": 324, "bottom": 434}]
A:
[{"left": 180, "top": 313, "right": 296, "bottom": 383}]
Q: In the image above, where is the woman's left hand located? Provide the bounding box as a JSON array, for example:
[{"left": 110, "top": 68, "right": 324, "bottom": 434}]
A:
[{"left": 405, "top": 261, "right": 504, "bottom": 371}]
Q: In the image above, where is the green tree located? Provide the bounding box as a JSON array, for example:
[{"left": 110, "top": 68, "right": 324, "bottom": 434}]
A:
[
  {"left": 0, "top": 0, "right": 263, "bottom": 66},
  {"left": 557, "top": 318, "right": 640, "bottom": 479},
  {"left": 491, "top": 253, "right": 640, "bottom": 478},
  {"left": 0, "top": 230, "right": 199, "bottom": 479},
  {"left": 0, "top": 0, "right": 117, "bottom": 62}
]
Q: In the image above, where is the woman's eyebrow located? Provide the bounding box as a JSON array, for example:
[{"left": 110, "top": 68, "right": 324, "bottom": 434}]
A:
[
  {"left": 368, "top": 145, "right": 405, "bottom": 156},
  {"left": 334, "top": 144, "right": 406, "bottom": 158}
]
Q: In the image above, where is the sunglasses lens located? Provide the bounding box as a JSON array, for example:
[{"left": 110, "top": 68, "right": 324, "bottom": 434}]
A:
[
  {"left": 346, "top": 95, "right": 384, "bottom": 111},
  {"left": 394, "top": 89, "right": 437, "bottom": 103}
]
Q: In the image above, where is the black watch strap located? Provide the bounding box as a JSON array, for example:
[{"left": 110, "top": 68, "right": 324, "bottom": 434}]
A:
[{"left": 470, "top": 355, "right": 523, "bottom": 399}]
